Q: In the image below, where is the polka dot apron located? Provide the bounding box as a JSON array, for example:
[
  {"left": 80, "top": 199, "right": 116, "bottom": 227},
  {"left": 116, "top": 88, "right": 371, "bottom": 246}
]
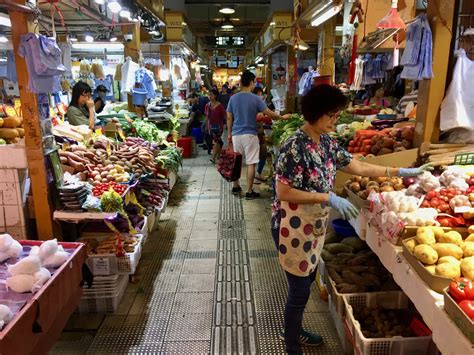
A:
[{"left": 278, "top": 202, "right": 329, "bottom": 277}]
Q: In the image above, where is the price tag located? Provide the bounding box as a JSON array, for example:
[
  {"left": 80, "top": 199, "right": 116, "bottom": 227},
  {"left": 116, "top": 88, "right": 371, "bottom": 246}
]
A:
[
  {"left": 454, "top": 206, "right": 473, "bottom": 213},
  {"left": 92, "top": 257, "right": 111, "bottom": 275}
]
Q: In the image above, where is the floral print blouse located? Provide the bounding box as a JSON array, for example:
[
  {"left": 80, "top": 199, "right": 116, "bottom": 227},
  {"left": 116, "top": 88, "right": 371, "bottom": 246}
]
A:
[{"left": 271, "top": 129, "right": 353, "bottom": 230}]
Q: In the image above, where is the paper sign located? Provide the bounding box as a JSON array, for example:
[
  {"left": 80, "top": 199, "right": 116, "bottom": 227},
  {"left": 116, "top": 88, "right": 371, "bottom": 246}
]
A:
[{"left": 92, "top": 257, "right": 111, "bottom": 275}]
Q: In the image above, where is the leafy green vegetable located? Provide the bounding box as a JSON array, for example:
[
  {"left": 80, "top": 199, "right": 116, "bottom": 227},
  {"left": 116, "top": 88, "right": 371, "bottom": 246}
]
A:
[
  {"left": 100, "top": 189, "right": 124, "bottom": 212},
  {"left": 271, "top": 113, "right": 304, "bottom": 146},
  {"left": 131, "top": 119, "right": 168, "bottom": 144},
  {"left": 155, "top": 146, "right": 183, "bottom": 173},
  {"left": 0, "top": 138, "right": 6, "bottom": 145}
]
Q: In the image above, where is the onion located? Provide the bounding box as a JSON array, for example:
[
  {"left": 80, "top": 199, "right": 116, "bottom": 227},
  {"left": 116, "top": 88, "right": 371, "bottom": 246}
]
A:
[{"left": 403, "top": 177, "right": 417, "bottom": 188}]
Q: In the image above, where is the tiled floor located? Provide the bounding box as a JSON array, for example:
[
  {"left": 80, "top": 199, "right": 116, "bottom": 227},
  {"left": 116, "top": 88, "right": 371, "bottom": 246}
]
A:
[{"left": 50, "top": 150, "right": 342, "bottom": 354}]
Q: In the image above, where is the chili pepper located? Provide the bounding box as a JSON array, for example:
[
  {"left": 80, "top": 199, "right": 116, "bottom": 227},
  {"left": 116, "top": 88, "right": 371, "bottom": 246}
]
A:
[
  {"left": 459, "top": 300, "right": 474, "bottom": 320},
  {"left": 450, "top": 278, "right": 474, "bottom": 302}
]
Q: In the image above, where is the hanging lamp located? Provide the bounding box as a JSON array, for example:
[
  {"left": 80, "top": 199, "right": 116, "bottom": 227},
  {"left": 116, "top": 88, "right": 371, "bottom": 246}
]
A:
[{"left": 376, "top": 0, "right": 406, "bottom": 67}]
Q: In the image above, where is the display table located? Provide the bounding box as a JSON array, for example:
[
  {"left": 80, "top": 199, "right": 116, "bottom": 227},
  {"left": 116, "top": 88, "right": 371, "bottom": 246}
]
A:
[
  {"left": 363, "top": 225, "right": 473, "bottom": 354},
  {"left": 0, "top": 241, "right": 87, "bottom": 355}
]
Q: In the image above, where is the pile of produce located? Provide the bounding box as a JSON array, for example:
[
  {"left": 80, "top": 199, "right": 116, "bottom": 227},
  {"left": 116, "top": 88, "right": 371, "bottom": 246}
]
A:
[
  {"left": 405, "top": 225, "right": 474, "bottom": 279},
  {"left": 322, "top": 236, "right": 399, "bottom": 293},
  {"left": 82, "top": 234, "right": 140, "bottom": 255},
  {"left": 92, "top": 182, "right": 128, "bottom": 198},
  {"left": 100, "top": 189, "right": 124, "bottom": 213},
  {"left": 0, "top": 112, "right": 24, "bottom": 144},
  {"left": 419, "top": 143, "right": 474, "bottom": 167},
  {"left": 353, "top": 306, "right": 418, "bottom": 338},
  {"left": 271, "top": 113, "right": 304, "bottom": 146},
  {"left": 448, "top": 278, "right": 474, "bottom": 320},
  {"left": 345, "top": 176, "right": 405, "bottom": 200},
  {"left": 131, "top": 119, "right": 169, "bottom": 144},
  {"left": 136, "top": 180, "right": 170, "bottom": 216},
  {"left": 347, "top": 126, "right": 414, "bottom": 156},
  {"left": 155, "top": 146, "right": 183, "bottom": 174},
  {"left": 330, "top": 120, "right": 372, "bottom": 148}
]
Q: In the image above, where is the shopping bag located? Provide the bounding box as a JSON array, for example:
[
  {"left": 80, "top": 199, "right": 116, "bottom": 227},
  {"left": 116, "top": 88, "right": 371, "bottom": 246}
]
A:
[
  {"left": 278, "top": 201, "right": 329, "bottom": 277},
  {"left": 217, "top": 147, "right": 242, "bottom": 182}
]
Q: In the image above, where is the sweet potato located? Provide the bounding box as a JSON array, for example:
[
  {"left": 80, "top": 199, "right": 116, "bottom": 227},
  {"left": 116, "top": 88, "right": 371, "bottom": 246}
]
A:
[
  {"left": 324, "top": 243, "right": 353, "bottom": 254},
  {"left": 461, "top": 256, "right": 474, "bottom": 280},
  {"left": 0, "top": 128, "right": 19, "bottom": 139},
  {"left": 2, "top": 116, "right": 22, "bottom": 128}
]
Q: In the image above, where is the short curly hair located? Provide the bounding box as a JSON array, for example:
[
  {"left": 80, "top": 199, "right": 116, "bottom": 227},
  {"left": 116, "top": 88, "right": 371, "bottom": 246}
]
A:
[{"left": 301, "top": 84, "right": 348, "bottom": 123}]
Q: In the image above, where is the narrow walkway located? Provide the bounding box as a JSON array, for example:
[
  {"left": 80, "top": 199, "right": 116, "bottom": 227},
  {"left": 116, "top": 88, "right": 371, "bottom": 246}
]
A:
[{"left": 51, "top": 151, "right": 341, "bottom": 354}]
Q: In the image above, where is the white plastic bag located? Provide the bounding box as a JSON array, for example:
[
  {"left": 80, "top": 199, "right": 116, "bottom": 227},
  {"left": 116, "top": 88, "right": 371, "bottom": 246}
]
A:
[
  {"left": 0, "top": 304, "right": 13, "bottom": 329},
  {"left": 0, "top": 234, "right": 13, "bottom": 252},
  {"left": 7, "top": 240, "right": 22, "bottom": 259},
  {"left": 38, "top": 239, "right": 58, "bottom": 261},
  {"left": 32, "top": 268, "right": 51, "bottom": 293},
  {"left": 7, "top": 255, "right": 41, "bottom": 276},
  {"left": 6, "top": 274, "right": 35, "bottom": 293},
  {"left": 42, "top": 251, "right": 68, "bottom": 268},
  {"left": 440, "top": 50, "right": 474, "bottom": 138}
]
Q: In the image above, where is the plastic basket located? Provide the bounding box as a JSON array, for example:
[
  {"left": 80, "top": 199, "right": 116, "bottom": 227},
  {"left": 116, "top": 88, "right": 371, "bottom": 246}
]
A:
[
  {"left": 325, "top": 269, "right": 405, "bottom": 318},
  {"left": 132, "top": 86, "right": 148, "bottom": 106},
  {"left": 329, "top": 295, "right": 354, "bottom": 355},
  {"left": 80, "top": 234, "right": 143, "bottom": 276},
  {"left": 454, "top": 152, "right": 474, "bottom": 165},
  {"left": 77, "top": 274, "right": 128, "bottom": 313},
  {"left": 343, "top": 292, "right": 432, "bottom": 355}
]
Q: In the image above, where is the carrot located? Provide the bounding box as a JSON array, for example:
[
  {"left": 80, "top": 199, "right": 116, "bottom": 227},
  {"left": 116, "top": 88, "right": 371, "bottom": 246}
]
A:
[{"left": 362, "top": 139, "right": 372, "bottom": 146}]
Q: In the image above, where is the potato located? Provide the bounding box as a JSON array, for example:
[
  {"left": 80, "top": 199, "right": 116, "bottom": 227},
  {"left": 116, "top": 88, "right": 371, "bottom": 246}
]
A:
[
  {"left": 425, "top": 265, "right": 436, "bottom": 275},
  {"left": 438, "top": 256, "right": 461, "bottom": 266},
  {"left": 438, "top": 231, "right": 463, "bottom": 246},
  {"left": 432, "top": 243, "right": 463, "bottom": 259},
  {"left": 466, "top": 233, "right": 474, "bottom": 242},
  {"left": 404, "top": 239, "right": 417, "bottom": 253},
  {"left": 461, "top": 241, "right": 474, "bottom": 257},
  {"left": 429, "top": 226, "right": 446, "bottom": 239},
  {"left": 461, "top": 256, "right": 474, "bottom": 280},
  {"left": 415, "top": 227, "right": 436, "bottom": 245},
  {"left": 435, "top": 263, "right": 461, "bottom": 278},
  {"left": 414, "top": 244, "right": 438, "bottom": 265}
]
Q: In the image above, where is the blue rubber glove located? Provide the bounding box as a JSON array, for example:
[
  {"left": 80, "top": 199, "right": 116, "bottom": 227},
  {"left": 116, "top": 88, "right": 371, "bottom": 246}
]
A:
[
  {"left": 328, "top": 192, "right": 359, "bottom": 220},
  {"left": 397, "top": 163, "right": 433, "bottom": 177}
]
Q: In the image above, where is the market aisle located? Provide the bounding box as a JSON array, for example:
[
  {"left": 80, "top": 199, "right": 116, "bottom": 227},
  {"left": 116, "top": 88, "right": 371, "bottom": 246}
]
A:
[{"left": 51, "top": 151, "right": 341, "bottom": 354}]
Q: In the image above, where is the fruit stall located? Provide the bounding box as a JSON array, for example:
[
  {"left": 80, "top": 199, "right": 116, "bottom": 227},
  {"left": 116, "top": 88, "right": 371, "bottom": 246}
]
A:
[{"left": 321, "top": 151, "right": 474, "bottom": 354}]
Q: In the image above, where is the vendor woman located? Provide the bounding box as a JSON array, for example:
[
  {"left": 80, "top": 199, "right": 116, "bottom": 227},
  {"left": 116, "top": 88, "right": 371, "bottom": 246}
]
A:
[
  {"left": 272, "top": 84, "right": 430, "bottom": 354},
  {"left": 67, "top": 82, "right": 95, "bottom": 129}
]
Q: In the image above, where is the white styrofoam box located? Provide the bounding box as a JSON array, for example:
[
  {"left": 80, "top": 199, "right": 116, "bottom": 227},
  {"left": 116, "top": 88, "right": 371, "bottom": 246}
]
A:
[
  {"left": 0, "top": 170, "right": 16, "bottom": 183},
  {"left": 6, "top": 225, "right": 27, "bottom": 240},
  {"left": 0, "top": 145, "right": 27, "bottom": 169},
  {"left": 0, "top": 177, "right": 30, "bottom": 206},
  {"left": 0, "top": 206, "right": 5, "bottom": 228},
  {"left": 4, "top": 204, "right": 24, "bottom": 227}
]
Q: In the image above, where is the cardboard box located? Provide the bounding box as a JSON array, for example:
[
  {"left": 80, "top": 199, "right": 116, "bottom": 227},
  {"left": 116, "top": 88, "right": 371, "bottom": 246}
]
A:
[
  {"left": 402, "top": 237, "right": 452, "bottom": 293},
  {"left": 0, "top": 145, "right": 27, "bottom": 169},
  {"left": 335, "top": 148, "right": 419, "bottom": 191},
  {"left": 443, "top": 287, "right": 474, "bottom": 344}
]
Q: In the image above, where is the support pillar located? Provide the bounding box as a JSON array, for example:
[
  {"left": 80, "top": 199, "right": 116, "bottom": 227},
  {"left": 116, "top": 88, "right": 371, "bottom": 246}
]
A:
[
  {"left": 319, "top": 18, "right": 335, "bottom": 81},
  {"left": 10, "top": 0, "right": 58, "bottom": 239},
  {"left": 414, "top": 0, "right": 457, "bottom": 146}
]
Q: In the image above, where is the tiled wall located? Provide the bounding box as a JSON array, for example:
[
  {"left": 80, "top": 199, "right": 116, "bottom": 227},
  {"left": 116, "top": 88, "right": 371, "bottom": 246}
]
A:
[{"left": 0, "top": 169, "right": 30, "bottom": 240}]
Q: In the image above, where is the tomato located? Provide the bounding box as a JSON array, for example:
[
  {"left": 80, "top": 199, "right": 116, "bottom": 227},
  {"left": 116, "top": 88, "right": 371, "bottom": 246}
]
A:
[
  {"left": 426, "top": 191, "right": 437, "bottom": 200},
  {"left": 438, "top": 218, "right": 453, "bottom": 227},
  {"left": 430, "top": 198, "right": 441, "bottom": 207},
  {"left": 450, "top": 278, "right": 474, "bottom": 302},
  {"left": 421, "top": 201, "right": 431, "bottom": 208}
]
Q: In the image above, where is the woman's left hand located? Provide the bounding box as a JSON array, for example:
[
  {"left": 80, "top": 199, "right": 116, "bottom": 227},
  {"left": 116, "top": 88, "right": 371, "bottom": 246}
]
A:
[{"left": 397, "top": 163, "right": 433, "bottom": 177}]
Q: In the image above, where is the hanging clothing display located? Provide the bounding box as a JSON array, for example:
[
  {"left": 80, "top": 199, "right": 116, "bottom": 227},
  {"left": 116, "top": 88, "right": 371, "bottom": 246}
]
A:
[
  {"left": 170, "top": 57, "right": 190, "bottom": 90},
  {"left": 401, "top": 14, "right": 433, "bottom": 80},
  {"left": 120, "top": 57, "right": 139, "bottom": 93},
  {"left": 361, "top": 54, "right": 376, "bottom": 86},
  {"left": 135, "top": 68, "right": 157, "bottom": 99},
  {"left": 18, "top": 33, "right": 64, "bottom": 93},
  {"left": 59, "top": 43, "right": 72, "bottom": 74},
  {"left": 350, "top": 57, "right": 364, "bottom": 91},
  {"left": 440, "top": 49, "right": 474, "bottom": 138},
  {"left": 298, "top": 67, "right": 319, "bottom": 96},
  {"left": 0, "top": 51, "right": 18, "bottom": 83}
]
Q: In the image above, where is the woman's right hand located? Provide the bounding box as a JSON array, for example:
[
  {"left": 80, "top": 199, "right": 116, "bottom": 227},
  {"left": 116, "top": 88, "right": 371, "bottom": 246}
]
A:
[
  {"left": 328, "top": 192, "right": 359, "bottom": 220},
  {"left": 86, "top": 98, "right": 95, "bottom": 109}
]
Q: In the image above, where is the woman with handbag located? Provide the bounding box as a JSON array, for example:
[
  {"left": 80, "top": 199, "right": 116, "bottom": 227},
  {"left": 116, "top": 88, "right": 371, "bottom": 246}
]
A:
[
  {"left": 205, "top": 89, "right": 227, "bottom": 163},
  {"left": 272, "top": 84, "right": 431, "bottom": 353}
]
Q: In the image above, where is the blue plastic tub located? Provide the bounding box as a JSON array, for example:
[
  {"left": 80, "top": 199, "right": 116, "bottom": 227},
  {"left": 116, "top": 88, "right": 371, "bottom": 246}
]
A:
[
  {"left": 132, "top": 87, "right": 148, "bottom": 106},
  {"left": 332, "top": 219, "right": 356, "bottom": 238},
  {"left": 191, "top": 127, "right": 204, "bottom": 144}
]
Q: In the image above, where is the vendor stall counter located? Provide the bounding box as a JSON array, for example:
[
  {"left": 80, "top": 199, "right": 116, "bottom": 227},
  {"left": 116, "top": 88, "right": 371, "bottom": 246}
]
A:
[{"left": 0, "top": 241, "right": 87, "bottom": 355}]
